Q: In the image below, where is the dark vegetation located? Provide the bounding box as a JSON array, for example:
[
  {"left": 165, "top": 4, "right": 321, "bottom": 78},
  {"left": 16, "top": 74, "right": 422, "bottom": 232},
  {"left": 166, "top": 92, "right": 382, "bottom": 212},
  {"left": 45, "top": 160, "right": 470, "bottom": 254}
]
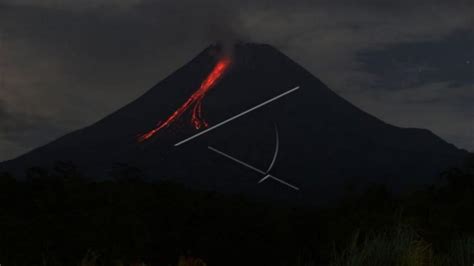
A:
[{"left": 0, "top": 154, "right": 473, "bottom": 266}]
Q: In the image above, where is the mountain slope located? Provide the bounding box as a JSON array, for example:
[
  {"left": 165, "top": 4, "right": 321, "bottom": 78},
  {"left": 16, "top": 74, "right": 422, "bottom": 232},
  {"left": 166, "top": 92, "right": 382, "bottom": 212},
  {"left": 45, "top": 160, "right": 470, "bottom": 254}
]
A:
[{"left": 0, "top": 42, "right": 467, "bottom": 204}]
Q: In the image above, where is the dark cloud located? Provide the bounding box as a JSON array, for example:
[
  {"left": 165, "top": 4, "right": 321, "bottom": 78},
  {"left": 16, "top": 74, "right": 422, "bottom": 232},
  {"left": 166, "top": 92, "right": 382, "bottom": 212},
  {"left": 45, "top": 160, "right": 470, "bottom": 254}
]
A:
[
  {"left": 0, "top": 0, "right": 473, "bottom": 160},
  {"left": 0, "top": 100, "right": 35, "bottom": 141},
  {"left": 349, "top": 28, "right": 474, "bottom": 151},
  {"left": 0, "top": 100, "right": 64, "bottom": 159},
  {"left": 358, "top": 30, "right": 474, "bottom": 90}
]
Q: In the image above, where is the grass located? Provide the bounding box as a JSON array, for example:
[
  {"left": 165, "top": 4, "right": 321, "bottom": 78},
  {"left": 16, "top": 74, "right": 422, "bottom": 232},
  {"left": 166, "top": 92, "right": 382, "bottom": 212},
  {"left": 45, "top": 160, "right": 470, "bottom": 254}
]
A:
[
  {"left": 39, "top": 227, "right": 472, "bottom": 266},
  {"left": 433, "top": 237, "right": 474, "bottom": 266},
  {"left": 329, "top": 227, "right": 474, "bottom": 266},
  {"left": 73, "top": 254, "right": 207, "bottom": 266}
]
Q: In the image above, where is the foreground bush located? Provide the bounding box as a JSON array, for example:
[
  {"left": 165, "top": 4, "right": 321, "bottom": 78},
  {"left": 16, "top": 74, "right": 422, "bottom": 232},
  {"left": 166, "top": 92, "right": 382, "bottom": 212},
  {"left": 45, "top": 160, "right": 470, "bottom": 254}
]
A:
[{"left": 330, "top": 227, "right": 474, "bottom": 266}]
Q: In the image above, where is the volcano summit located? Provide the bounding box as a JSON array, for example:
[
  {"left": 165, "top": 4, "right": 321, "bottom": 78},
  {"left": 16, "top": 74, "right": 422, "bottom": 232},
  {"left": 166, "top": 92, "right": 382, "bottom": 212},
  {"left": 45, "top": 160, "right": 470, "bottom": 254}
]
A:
[{"left": 0, "top": 43, "right": 467, "bottom": 204}]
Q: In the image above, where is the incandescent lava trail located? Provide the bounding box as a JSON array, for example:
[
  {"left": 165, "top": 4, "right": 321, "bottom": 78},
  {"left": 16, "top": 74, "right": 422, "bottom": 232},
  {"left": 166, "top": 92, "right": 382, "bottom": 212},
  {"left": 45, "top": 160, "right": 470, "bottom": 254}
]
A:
[{"left": 138, "top": 57, "right": 232, "bottom": 142}]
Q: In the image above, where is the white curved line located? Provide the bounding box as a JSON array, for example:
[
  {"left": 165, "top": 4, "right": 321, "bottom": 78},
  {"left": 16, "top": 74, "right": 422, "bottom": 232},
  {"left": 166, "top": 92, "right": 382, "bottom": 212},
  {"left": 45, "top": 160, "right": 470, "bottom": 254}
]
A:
[
  {"left": 208, "top": 146, "right": 299, "bottom": 191},
  {"left": 265, "top": 123, "right": 279, "bottom": 173},
  {"left": 258, "top": 175, "right": 271, "bottom": 183}
]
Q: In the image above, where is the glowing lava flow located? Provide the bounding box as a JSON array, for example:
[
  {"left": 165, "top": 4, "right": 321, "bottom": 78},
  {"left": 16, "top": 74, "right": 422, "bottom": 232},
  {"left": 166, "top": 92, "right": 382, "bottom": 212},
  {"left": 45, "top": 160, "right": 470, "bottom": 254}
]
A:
[{"left": 138, "top": 57, "right": 232, "bottom": 142}]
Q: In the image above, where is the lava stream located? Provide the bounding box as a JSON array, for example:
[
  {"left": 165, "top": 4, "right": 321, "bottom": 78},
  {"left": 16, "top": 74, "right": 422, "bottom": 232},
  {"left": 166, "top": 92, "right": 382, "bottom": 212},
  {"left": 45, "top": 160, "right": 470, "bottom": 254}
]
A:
[{"left": 138, "top": 57, "right": 232, "bottom": 142}]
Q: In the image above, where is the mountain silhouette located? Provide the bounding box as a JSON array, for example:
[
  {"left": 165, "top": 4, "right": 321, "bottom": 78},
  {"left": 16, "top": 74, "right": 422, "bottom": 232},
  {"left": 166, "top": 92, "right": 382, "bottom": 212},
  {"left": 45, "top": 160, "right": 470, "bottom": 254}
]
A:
[{"left": 0, "top": 42, "right": 467, "bottom": 204}]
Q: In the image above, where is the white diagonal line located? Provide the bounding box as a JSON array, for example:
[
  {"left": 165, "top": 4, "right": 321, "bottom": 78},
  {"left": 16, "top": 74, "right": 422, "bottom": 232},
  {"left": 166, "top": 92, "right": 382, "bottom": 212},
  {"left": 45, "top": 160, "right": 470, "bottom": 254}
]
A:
[
  {"left": 208, "top": 146, "right": 266, "bottom": 175},
  {"left": 208, "top": 146, "right": 300, "bottom": 191},
  {"left": 174, "top": 86, "right": 300, "bottom": 146},
  {"left": 267, "top": 175, "right": 300, "bottom": 191}
]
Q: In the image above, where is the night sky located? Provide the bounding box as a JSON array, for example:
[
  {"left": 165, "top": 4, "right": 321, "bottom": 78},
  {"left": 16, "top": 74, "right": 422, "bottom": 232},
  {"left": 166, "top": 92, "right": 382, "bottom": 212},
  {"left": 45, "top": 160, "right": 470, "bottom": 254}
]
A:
[{"left": 0, "top": 0, "right": 473, "bottom": 161}]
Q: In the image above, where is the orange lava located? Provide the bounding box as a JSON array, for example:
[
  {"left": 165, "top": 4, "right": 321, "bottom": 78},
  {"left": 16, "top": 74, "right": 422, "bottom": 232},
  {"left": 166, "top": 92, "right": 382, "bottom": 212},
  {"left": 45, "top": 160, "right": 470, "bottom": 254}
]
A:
[{"left": 138, "top": 57, "right": 231, "bottom": 142}]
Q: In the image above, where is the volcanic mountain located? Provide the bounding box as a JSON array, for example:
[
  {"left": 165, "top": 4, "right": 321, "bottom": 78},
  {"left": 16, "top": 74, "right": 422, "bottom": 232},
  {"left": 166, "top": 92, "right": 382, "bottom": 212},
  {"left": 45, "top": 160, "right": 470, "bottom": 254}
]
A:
[{"left": 0, "top": 43, "right": 467, "bottom": 203}]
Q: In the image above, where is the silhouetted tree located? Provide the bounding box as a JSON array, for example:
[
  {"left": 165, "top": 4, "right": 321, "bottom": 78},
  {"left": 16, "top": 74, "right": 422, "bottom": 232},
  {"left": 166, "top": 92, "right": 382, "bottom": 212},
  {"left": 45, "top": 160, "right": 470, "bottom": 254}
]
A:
[
  {"left": 109, "top": 163, "right": 144, "bottom": 183},
  {"left": 0, "top": 171, "right": 15, "bottom": 186},
  {"left": 26, "top": 166, "right": 50, "bottom": 182},
  {"left": 442, "top": 153, "right": 474, "bottom": 194}
]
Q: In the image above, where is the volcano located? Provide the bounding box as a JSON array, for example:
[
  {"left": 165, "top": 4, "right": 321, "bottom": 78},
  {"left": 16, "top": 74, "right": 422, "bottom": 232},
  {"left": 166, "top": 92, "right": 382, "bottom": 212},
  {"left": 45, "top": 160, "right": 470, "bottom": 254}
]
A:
[{"left": 0, "top": 43, "right": 467, "bottom": 204}]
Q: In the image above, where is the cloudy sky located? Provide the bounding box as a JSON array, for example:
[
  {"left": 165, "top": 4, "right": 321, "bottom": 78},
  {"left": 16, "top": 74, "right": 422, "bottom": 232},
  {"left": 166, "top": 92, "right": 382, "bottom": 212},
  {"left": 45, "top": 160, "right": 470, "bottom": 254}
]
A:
[{"left": 0, "top": 0, "right": 473, "bottom": 161}]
